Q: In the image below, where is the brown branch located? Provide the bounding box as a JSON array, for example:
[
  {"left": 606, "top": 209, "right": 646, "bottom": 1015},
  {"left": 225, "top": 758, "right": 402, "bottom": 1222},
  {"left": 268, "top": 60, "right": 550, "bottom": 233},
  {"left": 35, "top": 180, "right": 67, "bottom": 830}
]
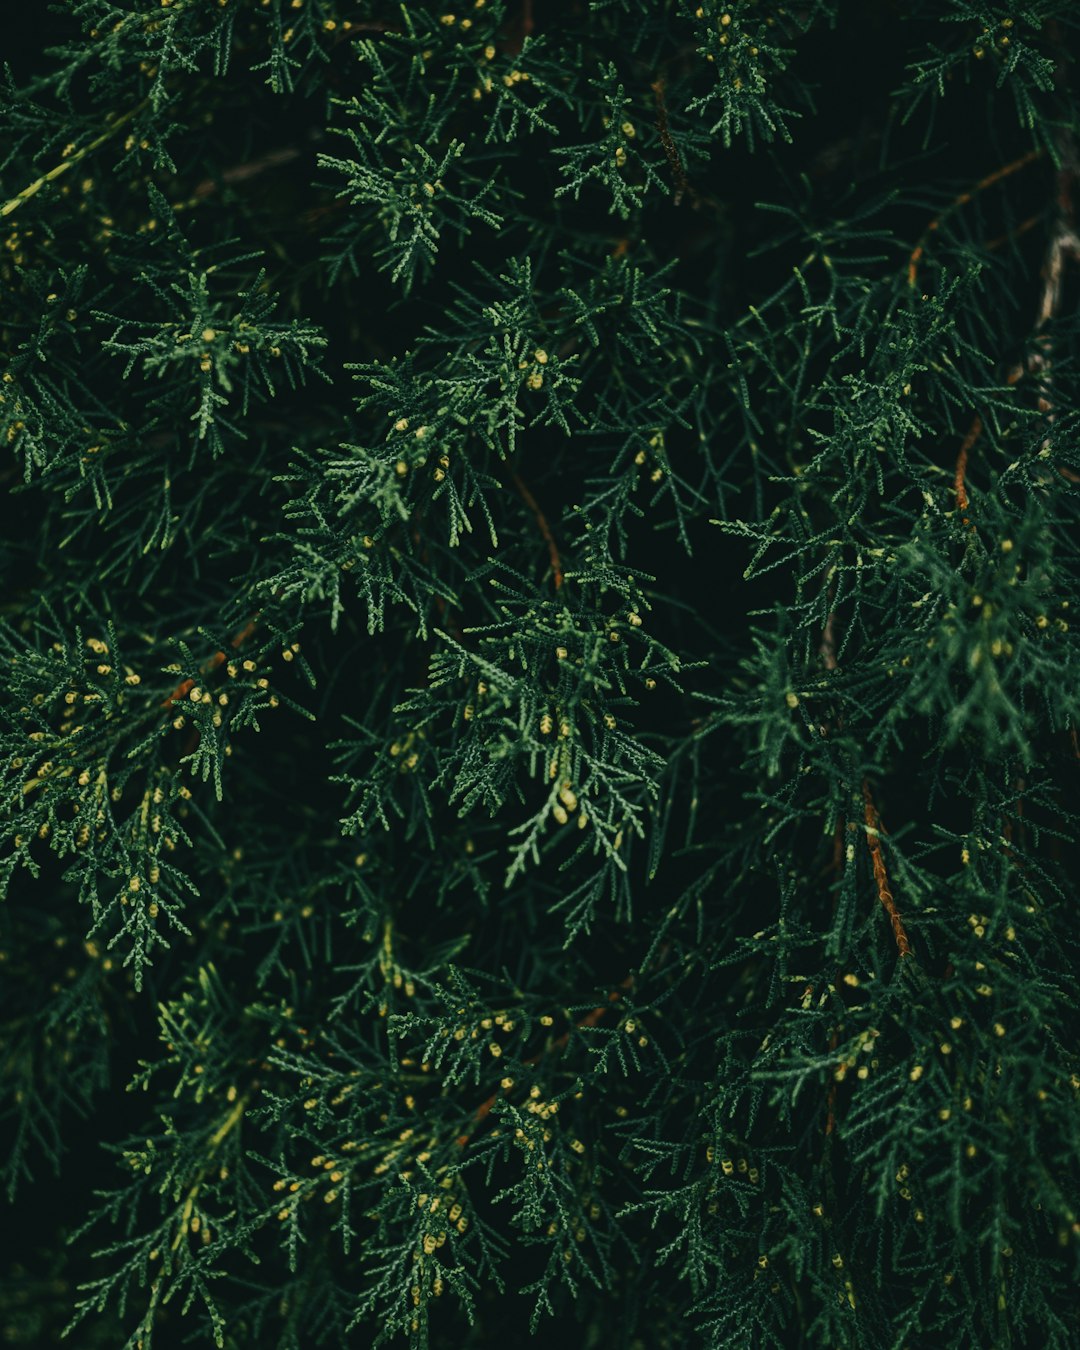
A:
[
  {"left": 982, "top": 212, "right": 1043, "bottom": 254},
  {"left": 510, "top": 469, "right": 563, "bottom": 590},
  {"left": 907, "top": 149, "right": 1043, "bottom": 289},
  {"left": 953, "top": 363, "right": 1026, "bottom": 529},
  {"left": 861, "top": 781, "right": 912, "bottom": 960},
  {"left": 950, "top": 83, "right": 1079, "bottom": 516},
  {"left": 953, "top": 414, "right": 981, "bottom": 525},
  {"left": 651, "top": 76, "right": 696, "bottom": 208},
  {"left": 1026, "top": 156, "right": 1080, "bottom": 462}
]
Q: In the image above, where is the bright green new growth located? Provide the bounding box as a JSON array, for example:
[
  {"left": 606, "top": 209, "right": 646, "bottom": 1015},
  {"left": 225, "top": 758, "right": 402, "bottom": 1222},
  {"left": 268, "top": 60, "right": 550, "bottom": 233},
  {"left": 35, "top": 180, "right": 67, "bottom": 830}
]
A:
[{"left": 2, "top": 2, "right": 1079, "bottom": 1348}]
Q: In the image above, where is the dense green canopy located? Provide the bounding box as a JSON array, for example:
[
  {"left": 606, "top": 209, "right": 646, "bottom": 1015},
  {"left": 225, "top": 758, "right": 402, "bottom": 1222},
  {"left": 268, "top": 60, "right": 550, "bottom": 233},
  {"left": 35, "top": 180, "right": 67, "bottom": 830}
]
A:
[{"left": 2, "top": 2, "right": 1079, "bottom": 1346}]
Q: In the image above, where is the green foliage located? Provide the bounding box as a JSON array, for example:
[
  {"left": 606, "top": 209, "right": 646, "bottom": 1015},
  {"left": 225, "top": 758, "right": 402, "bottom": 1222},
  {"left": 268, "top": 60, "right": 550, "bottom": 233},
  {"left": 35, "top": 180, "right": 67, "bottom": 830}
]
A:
[{"left": 3, "top": 2, "right": 1080, "bottom": 1349}]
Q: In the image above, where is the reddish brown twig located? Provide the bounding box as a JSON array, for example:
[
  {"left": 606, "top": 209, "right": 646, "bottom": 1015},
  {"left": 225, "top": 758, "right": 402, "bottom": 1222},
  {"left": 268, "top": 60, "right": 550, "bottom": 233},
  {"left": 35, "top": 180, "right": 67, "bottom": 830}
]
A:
[
  {"left": 861, "top": 781, "right": 912, "bottom": 960},
  {"left": 953, "top": 365, "right": 1024, "bottom": 529},
  {"left": 455, "top": 975, "right": 634, "bottom": 1148},
  {"left": 953, "top": 415, "right": 980, "bottom": 525},
  {"left": 982, "top": 212, "right": 1043, "bottom": 254},
  {"left": 907, "top": 149, "right": 1043, "bottom": 289},
  {"left": 162, "top": 613, "right": 262, "bottom": 711},
  {"left": 510, "top": 469, "right": 563, "bottom": 590}
]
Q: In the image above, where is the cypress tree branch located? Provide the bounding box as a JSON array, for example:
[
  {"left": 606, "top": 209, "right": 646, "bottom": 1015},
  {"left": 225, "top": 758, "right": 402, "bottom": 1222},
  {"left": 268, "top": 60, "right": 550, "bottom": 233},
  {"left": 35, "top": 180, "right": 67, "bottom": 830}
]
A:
[
  {"left": 1, "top": 99, "right": 149, "bottom": 219},
  {"left": 906, "top": 148, "right": 1043, "bottom": 290},
  {"left": 509, "top": 469, "right": 564, "bottom": 591}
]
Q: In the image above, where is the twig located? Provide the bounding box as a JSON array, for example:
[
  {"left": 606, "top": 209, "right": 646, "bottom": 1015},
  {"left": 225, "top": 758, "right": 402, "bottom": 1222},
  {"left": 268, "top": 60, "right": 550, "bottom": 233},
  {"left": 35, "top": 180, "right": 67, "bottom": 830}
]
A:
[
  {"left": 498, "top": 0, "right": 534, "bottom": 56},
  {"left": 1026, "top": 154, "right": 1080, "bottom": 460},
  {"left": 510, "top": 469, "right": 564, "bottom": 590},
  {"left": 162, "top": 612, "right": 262, "bottom": 711},
  {"left": 172, "top": 146, "right": 305, "bottom": 211},
  {"left": 953, "top": 359, "right": 1025, "bottom": 529},
  {"left": 982, "top": 212, "right": 1042, "bottom": 254},
  {"left": 948, "top": 71, "right": 1080, "bottom": 517},
  {"left": 651, "top": 76, "right": 696, "bottom": 208},
  {"left": 861, "top": 781, "right": 912, "bottom": 960},
  {"left": 907, "top": 149, "right": 1043, "bottom": 289},
  {"left": 820, "top": 607, "right": 838, "bottom": 673},
  {"left": 953, "top": 414, "right": 981, "bottom": 525}
]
